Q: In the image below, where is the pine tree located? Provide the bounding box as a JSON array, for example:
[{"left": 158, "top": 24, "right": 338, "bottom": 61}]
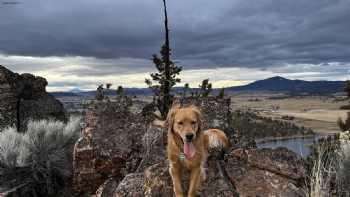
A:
[
  {"left": 96, "top": 84, "right": 104, "bottom": 101},
  {"left": 183, "top": 83, "right": 189, "bottom": 97},
  {"left": 106, "top": 83, "right": 112, "bottom": 90},
  {"left": 345, "top": 80, "right": 350, "bottom": 98},
  {"left": 116, "top": 86, "right": 124, "bottom": 96},
  {"left": 145, "top": 0, "right": 182, "bottom": 119},
  {"left": 217, "top": 88, "right": 225, "bottom": 99},
  {"left": 200, "top": 79, "right": 212, "bottom": 97},
  {"left": 340, "top": 80, "right": 350, "bottom": 109}
]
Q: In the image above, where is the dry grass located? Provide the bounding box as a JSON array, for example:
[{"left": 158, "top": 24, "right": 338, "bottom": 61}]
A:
[
  {"left": 278, "top": 110, "right": 348, "bottom": 123},
  {"left": 306, "top": 142, "right": 337, "bottom": 197},
  {"left": 305, "top": 138, "right": 350, "bottom": 197},
  {"left": 231, "top": 93, "right": 350, "bottom": 134}
]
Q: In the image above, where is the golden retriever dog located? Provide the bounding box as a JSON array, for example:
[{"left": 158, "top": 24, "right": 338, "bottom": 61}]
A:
[{"left": 155, "top": 104, "right": 229, "bottom": 197}]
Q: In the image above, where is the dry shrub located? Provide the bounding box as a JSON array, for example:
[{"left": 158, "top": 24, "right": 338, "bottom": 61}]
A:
[{"left": 0, "top": 117, "right": 81, "bottom": 197}]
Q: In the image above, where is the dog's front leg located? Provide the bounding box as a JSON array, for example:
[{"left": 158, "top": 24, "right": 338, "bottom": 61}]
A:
[
  {"left": 188, "top": 167, "right": 201, "bottom": 197},
  {"left": 169, "top": 163, "right": 184, "bottom": 197}
]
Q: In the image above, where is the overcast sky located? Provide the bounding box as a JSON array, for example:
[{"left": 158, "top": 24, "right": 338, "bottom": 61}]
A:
[{"left": 0, "top": 0, "right": 349, "bottom": 91}]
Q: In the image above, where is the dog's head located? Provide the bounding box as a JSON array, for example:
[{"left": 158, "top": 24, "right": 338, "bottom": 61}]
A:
[
  {"left": 165, "top": 104, "right": 202, "bottom": 143},
  {"left": 152, "top": 104, "right": 203, "bottom": 159}
]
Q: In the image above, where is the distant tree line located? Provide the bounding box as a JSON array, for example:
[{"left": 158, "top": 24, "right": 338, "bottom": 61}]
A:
[
  {"left": 96, "top": 84, "right": 125, "bottom": 101},
  {"left": 232, "top": 110, "right": 314, "bottom": 138}
]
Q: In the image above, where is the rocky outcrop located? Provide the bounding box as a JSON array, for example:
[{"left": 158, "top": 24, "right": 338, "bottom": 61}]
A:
[
  {"left": 73, "top": 97, "right": 235, "bottom": 196},
  {"left": 97, "top": 146, "right": 306, "bottom": 197},
  {"left": 142, "top": 155, "right": 239, "bottom": 197},
  {"left": 227, "top": 148, "right": 306, "bottom": 197},
  {"left": 73, "top": 100, "right": 149, "bottom": 195},
  {"left": 0, "top": 65, "right": 66, "bottom": 131},
  {"left": 178, "top": 97, "right": 233, "bottom": 132},
  {"left": 96, "top": 124, "right": 239, "bottom": 196},
  {"left": 74, "top": 96, "right": 306, "bottom": 197},
  {"left": 135, "top": 125, "right": 167, "bottom": 172}
]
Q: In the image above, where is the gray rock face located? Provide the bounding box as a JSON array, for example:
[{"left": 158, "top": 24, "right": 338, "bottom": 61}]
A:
[
  {"left": 142, "top": 155, "right": 239, "bottom": 197},
  {"left": 114, "top": 173, "right": 145, "bottom": 197},
  {"left": 0, "top": 65, "right": 66, "bottom": 131},
  {"left": 109, "top": 147, "right": 305, "bottom": 197},
  {"left": 73, "top": 100, "right": 150, "bottom": 195},
  {"left": 177, "top": 97, "right": 233, "bottom": 131},
  {"left": 227, "top": 148, "right": 306, "bottom": 197},
  {"left": 99, "top": 131, "right": 306, "bottom": 197},
  {"left": 136, "top": 126, "right": 166, "bottom": 172}
]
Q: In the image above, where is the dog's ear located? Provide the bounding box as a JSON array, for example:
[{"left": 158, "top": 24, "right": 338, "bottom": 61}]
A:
[
  {"left": 165, "top": 104, "right": 180, "bottom": 132},
  {"left": 189, "top": 105, "right": 202, "bottom": 133}
]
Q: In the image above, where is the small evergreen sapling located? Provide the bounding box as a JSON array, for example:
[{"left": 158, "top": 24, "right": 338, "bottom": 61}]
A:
[
  {"left": 183, "top": 83, "right": 189, "bottom": 97},
  {"left": 96, "top": 84, "right": 104, "bottom": 101},
  {"left": 117, "top": 85, "right": 124, "bottom": 97},
  {"left": 345, "top": 80, "right": 350, "bottom": 98},
  {"left": 217, "top": 88, "right": 225, "bottom": 99},
  {"left": 200, "top": 79, "right": 212, "bottom": 97}
]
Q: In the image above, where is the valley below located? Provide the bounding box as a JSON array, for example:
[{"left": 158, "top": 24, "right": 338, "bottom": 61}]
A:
[{"left": 231, "top": 92, "right": 349, "bottom": 135}]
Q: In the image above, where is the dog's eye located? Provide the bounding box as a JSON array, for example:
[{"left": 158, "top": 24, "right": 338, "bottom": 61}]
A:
[
  {"left": 178, "top": 122, "right": 183, "bottom": 125},
  {"left": 191, "top": 121, "right": 197, "bottom": 125}
]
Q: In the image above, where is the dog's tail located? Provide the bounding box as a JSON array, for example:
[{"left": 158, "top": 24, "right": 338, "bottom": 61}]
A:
[{"left": 203, "top": 129, "right": 230, "bottom": 150}]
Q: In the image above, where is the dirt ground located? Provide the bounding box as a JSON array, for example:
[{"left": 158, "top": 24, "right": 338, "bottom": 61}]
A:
[{"left": 230, "top": 92, "right": 350, "bottom": 134}]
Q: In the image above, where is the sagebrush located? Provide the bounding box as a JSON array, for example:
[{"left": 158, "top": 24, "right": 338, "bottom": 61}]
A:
[{"left": 0, "top": 117, "right": 81, "bottom": 197}]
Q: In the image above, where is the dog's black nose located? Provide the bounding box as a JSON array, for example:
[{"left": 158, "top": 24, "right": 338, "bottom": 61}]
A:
[{"left": 185, "top": 133, "right": 194, "bottom": 142}]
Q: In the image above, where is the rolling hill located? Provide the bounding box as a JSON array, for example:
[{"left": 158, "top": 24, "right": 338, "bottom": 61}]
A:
[{"left": 228, "top": 76, "right": 345, "bottom": 93}]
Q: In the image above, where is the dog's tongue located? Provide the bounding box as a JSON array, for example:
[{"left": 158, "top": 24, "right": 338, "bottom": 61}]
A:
[{"left": 184, "top": 142, "right": 196, "bottom": 159}]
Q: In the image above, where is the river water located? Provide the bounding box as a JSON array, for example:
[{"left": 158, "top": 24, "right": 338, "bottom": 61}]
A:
[{"left": 257, "top": 135, "right": 327, "bottom": 158}]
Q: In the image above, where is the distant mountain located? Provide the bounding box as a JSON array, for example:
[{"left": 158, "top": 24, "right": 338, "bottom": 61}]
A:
[
  {"left": 228, "top": 76, "right": 345, "bottom": 93},
  {"left": 51, "top": 88, "right": 153, "bottom": 97},
  {"left": 70, "top": 88, "right": 83, "bottom": 93},
  {"left": 50, "top": 91, "right": 79, "bottom": 97},
  {"left": 50, "top": 76, "right": 346, "bottom": 97}
]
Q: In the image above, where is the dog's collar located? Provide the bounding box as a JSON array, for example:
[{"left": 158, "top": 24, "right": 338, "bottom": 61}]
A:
[{"left": 179, "top": 152, "right": 186, "bottom": 161}]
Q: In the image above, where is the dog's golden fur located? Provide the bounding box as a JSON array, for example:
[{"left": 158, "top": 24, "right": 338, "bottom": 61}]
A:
[{"left": 159, "top": 105, "right": 229, "bottom": 197}]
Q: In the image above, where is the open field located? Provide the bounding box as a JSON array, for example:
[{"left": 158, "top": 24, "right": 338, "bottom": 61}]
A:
[{"left": 231, "top": 92, "right": 350, "bottom": 134}]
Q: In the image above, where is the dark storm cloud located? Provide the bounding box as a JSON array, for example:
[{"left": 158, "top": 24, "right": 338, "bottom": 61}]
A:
[{"left": 0, "top": 0, "right": 350, "bottom": 72}]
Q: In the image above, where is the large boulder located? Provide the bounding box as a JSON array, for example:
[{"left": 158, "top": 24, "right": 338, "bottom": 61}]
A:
[
  {"left": 97, "top": 147, "right": 306, "bottom": 197},
  {"left": 19, "top": 94, "right": 67, "bottom": 131},
  {"left": 73, "top": 100, "right": 149, "bottom": 195},
  {"left": 227, "top": 148, "right": 306, "bottom": 197},
  {"left": 114, "top": 173, "right": 145, "bottom": 197},
  {"left": 140, "top": 148, "right": 306, "bottom": 197},
  {"left": 0, "top": 65, "right": 66, "bottom": 131},
  {"left": 142, "top": 155, "right": 239, "bottom": 197},
  {"left": 136, "top": 126, "right": 166, "bottom": 172},
  {"left": 95, "top": 119, "right": 306, "bottom": 197},
  {"left": 178, "top": 97, "right": 233, "bottom": 132}
]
